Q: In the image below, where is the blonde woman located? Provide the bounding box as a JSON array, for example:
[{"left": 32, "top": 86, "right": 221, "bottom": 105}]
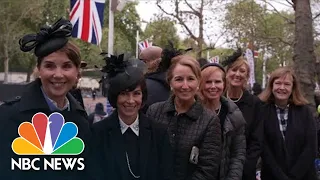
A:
[{"left": 223, "top": 49, "right": 262, "bottom": 180}]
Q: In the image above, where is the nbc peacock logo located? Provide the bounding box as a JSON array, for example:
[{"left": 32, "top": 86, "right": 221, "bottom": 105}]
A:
[
  {"left": 11, "top": 112, "right": 85, "bottom": 171},
  {"left": 12, "top": 112, "right": 84, "bottom": 155}
]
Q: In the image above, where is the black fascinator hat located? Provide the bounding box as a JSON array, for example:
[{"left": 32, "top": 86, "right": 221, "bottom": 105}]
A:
[
  {"left": 221, "top": 48, "right": 243, "bottom": 67},
  {"left": 159, "top": 41, "right": 192, "bottom": 72},
  {"left": 100, "top": 53, "right": 147, "bottom": 108},
  {"left": 19, "top": 17, "right": 73, "bottom": 61}
]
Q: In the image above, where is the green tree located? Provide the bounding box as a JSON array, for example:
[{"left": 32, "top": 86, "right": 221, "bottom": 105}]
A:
[
  {"left": 142, "top": 17, "right": 180, "bottom": 48},
  {"left": 0, "top": 0, "right": 45, "bottom": 83},
  {"left": 224, "top": 0, "right": 295, "bottom": 87}
]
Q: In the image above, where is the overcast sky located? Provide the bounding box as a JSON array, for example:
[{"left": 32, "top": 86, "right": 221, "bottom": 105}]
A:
[{"left": 135, "top": 0, "right": 293, "bottom": 47}]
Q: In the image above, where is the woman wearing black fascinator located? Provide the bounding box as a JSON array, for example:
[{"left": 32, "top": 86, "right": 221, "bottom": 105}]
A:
[
  {"left": 223, "top": 48, "right": 263, "bottom": 180},
  {"left": 90, "top": 53, "right": 173, "bottom": 180},
  {"left": 0, "top": 18, "right": 91, "bottom": 179}
]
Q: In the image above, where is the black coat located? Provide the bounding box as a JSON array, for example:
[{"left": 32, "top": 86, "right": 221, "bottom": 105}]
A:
[
  {"left": 232, "top": 90, "right": 263, "bottom": 180},
  {"left": 142, "top": 71, "right": 170, "bottom": 113},
  {"left": 90, "top": 111, "right": 173, "bottom": 180},
  {"left": 261, "top": 103, "right": 317, "bottom": 180},
  {"left": 0, "top": 79, "right": 91, "bottom": 180},
  {"left": 147, "top": 96, "right": 221, "bottom": 180},
  {"left": 219, "top": 97, "right": 246, "bottom": 180}
]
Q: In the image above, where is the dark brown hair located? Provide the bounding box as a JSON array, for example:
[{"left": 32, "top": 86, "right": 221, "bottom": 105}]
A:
[{"left": 37, "top": 41, "right": 81, "bottom": 67}]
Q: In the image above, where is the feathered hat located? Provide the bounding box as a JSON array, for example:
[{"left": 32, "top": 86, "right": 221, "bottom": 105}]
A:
[
  {"left": 221, "top": 48, "right": 243, "bottom": 67},
  {"left": 158, "top": 41, "right": 192, "bottom": 72},
  {"left": 100, "top": 53, "right": 147, "bottom": 108}
]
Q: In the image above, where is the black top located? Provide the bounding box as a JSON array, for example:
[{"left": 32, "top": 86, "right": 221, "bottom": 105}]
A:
[
  {"left": 123, "top": 128, "right": 140, "bottom": 180},
  {"left": 218, "top": 100, "right": 228, "bottom": 141},
  {"left": 228, "top": 90, "right": 263, "bottom": 180},
  {"left": 90, "top": 111, "right": 173, "bottom": 180}
]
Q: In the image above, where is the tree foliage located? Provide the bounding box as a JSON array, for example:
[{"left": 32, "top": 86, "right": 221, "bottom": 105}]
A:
[
  {"left": 223, "top": 0, "right": 295, "bottom": 87},
  {"left": 0, "top": 0, "right": 141, "bottom": 82},
  {"left": 142, "top": 17, "right": 180, "bottom": 48}
]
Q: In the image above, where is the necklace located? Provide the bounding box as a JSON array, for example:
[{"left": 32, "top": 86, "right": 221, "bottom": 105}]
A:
[
  {"left": 227, "top": 91, "right": 243, "bottom": 102},
  {"left": 215, "top": 104, "right": 222, "bottom": 115},
  {"left": 125, "top": 152, "right": 140, "bottom": 178}
]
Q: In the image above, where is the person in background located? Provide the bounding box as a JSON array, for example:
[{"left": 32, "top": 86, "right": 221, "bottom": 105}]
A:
[
  {"left": 92, "top": 88, "right": 96, "bottom": 101},
  {"left": 90, "top": 54, "right": 173, "bottom": 180},
  {"left": 147, "top": 55, "right": 221, "bottom": 180},
  {"left": 0, "top": 18, "right": 90, "bottom": 179},
  {"left": 259, "top": 67, "right": 317, "bottom": 180},
  {"left": 69, "top": 60, "right": 87, "bottom": 109},
  {"left": 140, "top": 42, "right": 192, "bottom": 113},
  {"left": 139, "top": 46, "right": 170, "bottom": 112},
  {"left": 88, "top": 102, "right": 107, "bottom": 126},
  {"left": 223, "top": 49, "right": 263, "bottom": 180},
  {"left": 197, "top": 57, "right": 209, "bottom": 67},
  {"left": 252, "top": 82, "right": 262, "bottom": 96},
  {"left": 200, "top": 63, "right": 246, "bottom": 180},
  {"left": 139, "top": 46, "right": 163, "bottom": 74}
]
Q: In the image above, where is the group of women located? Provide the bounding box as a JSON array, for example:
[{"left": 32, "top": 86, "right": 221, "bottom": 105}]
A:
[{"left": 0, "top": 18, "right": 317, "bottom": 180}]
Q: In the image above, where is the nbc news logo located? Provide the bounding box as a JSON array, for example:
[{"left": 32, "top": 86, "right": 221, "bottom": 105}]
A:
[{"left": 11, "top": 112, "right": 85, "bottom": 170}]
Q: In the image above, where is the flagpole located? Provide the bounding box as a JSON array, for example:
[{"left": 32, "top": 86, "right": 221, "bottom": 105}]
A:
[
  {"left": 136, "top": 30, "right": 139, "bottom": 58},
  {"left": 108, "top": 0, "right": 114, "bottom": 55}
]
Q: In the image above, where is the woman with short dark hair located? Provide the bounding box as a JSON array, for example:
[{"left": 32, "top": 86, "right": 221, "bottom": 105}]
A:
[{"left": 90, "top": 54, "right": 173, "bottom": 180}]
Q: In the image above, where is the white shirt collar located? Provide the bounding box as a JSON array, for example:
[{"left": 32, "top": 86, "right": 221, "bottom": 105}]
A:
[{"left": 119, "top": 114, "right": 139, "bottom": 136}]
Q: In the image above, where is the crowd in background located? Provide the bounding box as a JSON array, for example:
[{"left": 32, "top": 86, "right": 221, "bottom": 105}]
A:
[{"left": 0, "top": 18, "right": 318, "bottom": 180}]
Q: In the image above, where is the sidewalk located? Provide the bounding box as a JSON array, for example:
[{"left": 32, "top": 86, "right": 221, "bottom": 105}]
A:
[{"left": 83, "top": 97, "right": 107, "bottom": 114}]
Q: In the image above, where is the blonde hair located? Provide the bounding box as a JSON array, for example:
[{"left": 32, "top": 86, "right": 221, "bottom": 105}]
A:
[
  {"left": 259, "top": 67, "right": 308, "bottom": 105},
  {"left": 199, "top": 66, "right": 226, "bottom": 105},
  {"left": 166, "top": 55, "right": 201, "bottom": 83},
  {"left": 226, "top": 57, "right": 250, "bottom": 90}
]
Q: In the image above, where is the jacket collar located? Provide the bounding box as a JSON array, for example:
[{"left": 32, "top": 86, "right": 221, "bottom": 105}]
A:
[
  {"left": 221, "top": 96, "right": 246, "bottom": 133},
  {"left": 18, "top": 78, "right": 85, "bottom": 113},
  {"left": 163, "top": 95, "right": 203, "bottom": 121}
]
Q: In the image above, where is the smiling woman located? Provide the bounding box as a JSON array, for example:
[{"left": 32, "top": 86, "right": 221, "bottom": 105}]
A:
[
  {"left": 90, "top": 54, "right": 173, "bottom": 180},
  {"left": 200, "top": 63, "right": 246, "bottom": 180},
  {"left": 0, "top": 18, "right": 91, "bottom": 179},
  {"left": 147, "top": 55, "right": 222, "bottom": 180},
  {"left": 258, "top": 67, "right": 316, "bottom": 180},
  {"left": 223, "top": 49, "right": 263, "bottom": 180}
]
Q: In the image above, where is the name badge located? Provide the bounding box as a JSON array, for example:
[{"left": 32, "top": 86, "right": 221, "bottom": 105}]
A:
[{"left": 189, "top": 146, "right": 199, "bottom": 164}]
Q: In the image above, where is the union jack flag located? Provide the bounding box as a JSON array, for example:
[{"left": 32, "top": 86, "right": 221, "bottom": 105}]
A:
[
  {"left": 69, "top": 0, "right": 106, "bottom": 45},
  {"left": 138, "top": 40, "right": 152, "bottom": 51},
  {"left": 209, "top": 56, "right": 220, "bottom": 64}
]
